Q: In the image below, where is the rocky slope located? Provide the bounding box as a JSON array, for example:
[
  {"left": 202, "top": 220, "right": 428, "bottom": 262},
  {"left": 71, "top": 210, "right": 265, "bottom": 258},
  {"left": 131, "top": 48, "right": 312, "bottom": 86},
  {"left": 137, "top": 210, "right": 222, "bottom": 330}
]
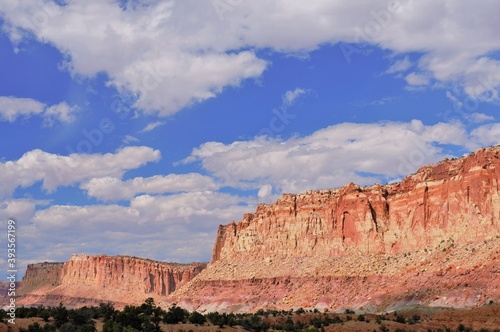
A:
[
  {"left": 171, "top": 147, "right": 500, "bottom": 312},
  {"left": 14, "top": 255, "right": 206, "bottom": 308}
]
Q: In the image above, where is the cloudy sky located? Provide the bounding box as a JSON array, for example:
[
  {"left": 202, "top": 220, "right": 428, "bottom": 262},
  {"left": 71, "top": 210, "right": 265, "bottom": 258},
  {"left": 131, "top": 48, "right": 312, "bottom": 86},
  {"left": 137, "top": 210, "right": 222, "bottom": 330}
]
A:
[{"left": 1, "top": 0, "right": 500, "bottom": 277}]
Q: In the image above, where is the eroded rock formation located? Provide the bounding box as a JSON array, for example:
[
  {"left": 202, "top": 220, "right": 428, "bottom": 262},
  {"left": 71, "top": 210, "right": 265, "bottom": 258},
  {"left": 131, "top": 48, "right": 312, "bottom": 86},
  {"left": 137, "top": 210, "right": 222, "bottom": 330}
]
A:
[
  {"left": 172, "top": 147, "right": 500, "bottom": 312},
  {"left": 15, "top": 255, "right": 206, "bottom": 308},
  {"left": 211, "top": 148, "right": 500, "bottom": 262}
]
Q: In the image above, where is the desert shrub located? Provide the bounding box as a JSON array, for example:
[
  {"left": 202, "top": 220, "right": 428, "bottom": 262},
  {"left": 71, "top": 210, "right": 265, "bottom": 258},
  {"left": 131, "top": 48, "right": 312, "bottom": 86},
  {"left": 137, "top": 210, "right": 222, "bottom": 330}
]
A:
[
  {"left": 40, "top": 309, "right": 51, "bottom": 322},
  {"left": 295, "top": 307, "right": 305, "bottom": 315},
  {"left": 59, "top": 322, "right": 96, "bottom": 332},
  {"left": 408, "top": 313, "right": 420, "bottom": 324},
  {"left": 52, "top": 303, "right": 69, "bottom": 328},
  {"left": 98, "top": 302, "right": 116, "bottom": 320},
  {"left": 115, "top": 306, "right": 142, "bottom": 330},
  {"left": 241, "top": 314, "right": 269, "bottom": 332},
  {"left": 206, "top": 312, "right": 230, "bottom": 328},
  {"left": 379, "top": 325, "right": 389, "bottom": 332},
  {"left": 188, "top": 311, "right": 206, "bottom": 324},
  {"left": 163, "top": 305, "right": 188, "bottom": 324}
]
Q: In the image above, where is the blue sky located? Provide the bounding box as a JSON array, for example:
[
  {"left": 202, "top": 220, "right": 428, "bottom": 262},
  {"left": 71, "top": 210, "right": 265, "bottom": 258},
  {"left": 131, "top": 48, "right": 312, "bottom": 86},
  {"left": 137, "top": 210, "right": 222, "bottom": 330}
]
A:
[{"left": 1, "top": 0, "right": 500, "bottom": 277}]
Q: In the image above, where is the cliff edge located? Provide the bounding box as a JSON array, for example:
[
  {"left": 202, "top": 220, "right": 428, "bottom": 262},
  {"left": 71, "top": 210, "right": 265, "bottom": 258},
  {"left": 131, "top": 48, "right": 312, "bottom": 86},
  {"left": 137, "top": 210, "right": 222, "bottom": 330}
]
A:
[
  {"left": 172, "top": 147, "right": 500, "bottom": 312},
  {"left": 14, "top": 255, "right": 206, "bottom": 308}
]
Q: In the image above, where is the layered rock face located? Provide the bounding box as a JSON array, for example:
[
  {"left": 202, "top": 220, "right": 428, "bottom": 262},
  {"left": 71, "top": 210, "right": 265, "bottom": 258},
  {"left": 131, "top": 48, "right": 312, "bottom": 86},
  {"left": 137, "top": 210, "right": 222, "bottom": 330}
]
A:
[
  {"left": 19, "top": 262, "right": 64, "bottom": 292},
  {"left": 15, "top": 255, "right": 206, "bottom": 308},
  {"left": 212, "top": 148, "right": 500, "bottom": 262},
  {"left": 172, "top": 147, "right": 500, "bottom": 312},
  {"left": 60, "top": 254, "right": 204, "bottom": 296}
]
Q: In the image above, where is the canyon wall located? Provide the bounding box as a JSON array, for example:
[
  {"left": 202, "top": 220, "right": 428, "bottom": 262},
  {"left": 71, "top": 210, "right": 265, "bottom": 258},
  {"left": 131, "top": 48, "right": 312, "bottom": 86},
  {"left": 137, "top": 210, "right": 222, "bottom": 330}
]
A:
[
  {"left": 172, "top": 147, "right": 500, "bottom": 312},
  {"left": 15, "top": 255, "right": 206, "bottom": 308},
  {"left": 212, "top": 147, "right": 500, "bottom": 263}
]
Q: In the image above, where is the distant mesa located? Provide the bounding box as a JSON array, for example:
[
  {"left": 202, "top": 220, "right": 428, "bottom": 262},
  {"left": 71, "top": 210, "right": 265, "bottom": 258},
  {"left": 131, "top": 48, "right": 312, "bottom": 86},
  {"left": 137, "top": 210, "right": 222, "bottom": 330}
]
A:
[
  {"left": 11, "top": 255, "right": 206, "bottom": 309},
  {"left": 3, "top": 146, "right": 500, "bottom": 312}
]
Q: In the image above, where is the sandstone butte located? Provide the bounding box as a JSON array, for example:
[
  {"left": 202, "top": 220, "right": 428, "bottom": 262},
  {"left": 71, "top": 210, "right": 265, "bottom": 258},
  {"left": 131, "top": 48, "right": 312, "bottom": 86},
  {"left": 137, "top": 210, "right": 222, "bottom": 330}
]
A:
[
  {"left": 7, "top": 146, "right": 500, "bottom": 312},
  {"left": 13, "top": 255, "right": 206, "bottom": 309}
]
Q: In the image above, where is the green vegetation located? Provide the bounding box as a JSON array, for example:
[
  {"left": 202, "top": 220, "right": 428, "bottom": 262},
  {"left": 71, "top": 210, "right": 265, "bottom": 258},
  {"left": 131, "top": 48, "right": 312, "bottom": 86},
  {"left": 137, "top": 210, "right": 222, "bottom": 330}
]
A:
[
  {"left": 17, "top": 303, "right": 96, "bottom": 332},
  {"left": 10, "top": 300, "right": 500, "bottom": 332},
  {"left": 11, "top": 300, "right": 350, "bottom": 332}
]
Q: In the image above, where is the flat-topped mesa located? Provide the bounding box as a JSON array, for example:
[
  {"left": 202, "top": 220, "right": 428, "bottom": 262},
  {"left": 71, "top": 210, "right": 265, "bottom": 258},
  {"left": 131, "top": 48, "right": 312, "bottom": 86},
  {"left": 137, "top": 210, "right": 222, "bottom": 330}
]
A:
[
  {"left": 61, "top": 254, "right": 206, "bottom": 296},
  {"left": 17, "top": 262, "right": 64, "bottom": 293},
  {"left": 212, "top": 147, "right": 500, "bottom": 263},
  {"left": 15, "top": 254, "right": 207, "bottom": 308}
]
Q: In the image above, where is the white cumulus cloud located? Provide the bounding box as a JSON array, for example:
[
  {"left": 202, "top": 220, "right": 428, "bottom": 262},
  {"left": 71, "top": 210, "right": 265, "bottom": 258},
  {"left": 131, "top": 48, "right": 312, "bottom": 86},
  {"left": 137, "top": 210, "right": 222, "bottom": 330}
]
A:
[
  {"left": 0, "top": 96, "right": 78, "bottom": 125},
  {"left": 184, "top": 120, "right": 471, "bottom": 193},
  {"left": 0, "top": 146, "right": 160, "bottom": 199},
  {"left": 44, "top": 102, "right": 79, "bottom": 125},
  {"left": 2, "top": 0, "right": 500, "bottom": 114},
  {"left": 81, "top": 173, "right": 220, "bottom": 201},
  {"left": 26, "top": 191, "right": 254, "bottom": 263},
  {"left": 0, "top": 96, "right": 45, "bottom": 121}
]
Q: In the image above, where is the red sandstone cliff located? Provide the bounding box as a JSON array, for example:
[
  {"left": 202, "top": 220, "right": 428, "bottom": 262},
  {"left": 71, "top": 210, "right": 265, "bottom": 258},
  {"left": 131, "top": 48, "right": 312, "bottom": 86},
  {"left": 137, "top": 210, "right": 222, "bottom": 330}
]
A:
[
  {"left": 14, "top": 255, "right": 206, "bottom": 308},
  {"left": 171, "top": 147, "right": 500, "bottom": 312},
  {"left": 210, "top": 147, "right": 500, "bottom": 262}
]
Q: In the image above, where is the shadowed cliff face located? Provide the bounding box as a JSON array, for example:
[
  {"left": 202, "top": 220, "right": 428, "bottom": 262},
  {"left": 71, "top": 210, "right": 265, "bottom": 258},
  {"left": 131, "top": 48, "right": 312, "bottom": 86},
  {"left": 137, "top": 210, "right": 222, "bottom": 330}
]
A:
[
  {"left": 20, "top": 262, "right": 64, "bottom": 292},
  {"left": 211, "top": 147, "right": 500, "bottom": 263},
  {"left": 13, "top": 255, "right": 206, "bottom": 309}
]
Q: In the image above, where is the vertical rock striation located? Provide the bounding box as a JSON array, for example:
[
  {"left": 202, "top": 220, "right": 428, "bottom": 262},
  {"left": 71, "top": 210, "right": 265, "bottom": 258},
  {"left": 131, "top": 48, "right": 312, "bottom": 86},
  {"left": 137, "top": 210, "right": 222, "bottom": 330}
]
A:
[
  {"left": 14, "top": 255, "right": 206, "bottom": 308},
  {"left": 172, "top": 147, "right": 500, "bottom": 312},
  {"left": 211, "top": 148, "right": 500, "bottom": 263},
  {"left": 61, "top": 254, "right": 204, "bottom": 296}
]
